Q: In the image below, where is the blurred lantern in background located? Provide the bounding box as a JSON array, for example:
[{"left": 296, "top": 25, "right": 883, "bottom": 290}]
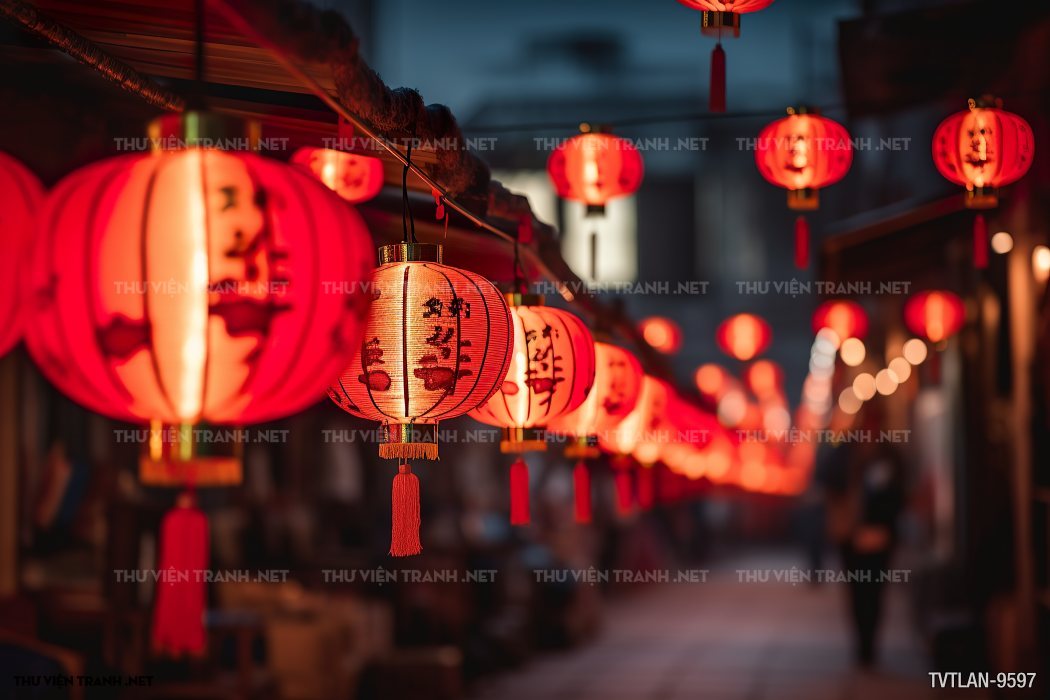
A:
[
  {"left": 549, "top": 342, "right": 643, "bottom": 521},
  {"left": 744, "top": 359, "right": 783, "bottom": 401},
  {"left": 470, "top": 295, "right": 595, "bottom": 524},
  {"left": 600, "top": 375, "right": 669, "bottom": 516},
  {"left": 674, "top": 0, "right": 776, "bottom": 112},
  {"left": 933, "top": 97, "right": 1034, "bottom": 268},
  {"left": 716, "top": 313, "right": 772, "bottom": 362},
  {"left": 547, "top": 125, "right": 644, "bottom": 280},
  {"left": 0, "top": 151, "right": 44, "bottom": 356},
  {"left": 328, "top": 242, "right": 512, "bottom": 555},
  {"left": 755, "top": 108, "right": 853, "bottom": 268},
  {"left": 291, "top": 147, "right": 384, "bottom": 204},
  {"left": 547, "top": 125, "right": 644, "bottom": 216},
  {"left": 904, "top": 290, "right": 965, "bottom": 345},
  {"left": 27, "top": 112, "right": 376, "bottom": 657},
  {"left": 812, "top": 299, "right": 868, "bottom": 343},
  {"left": 639, "top": 316, "right": 683, "bottom": 354}
]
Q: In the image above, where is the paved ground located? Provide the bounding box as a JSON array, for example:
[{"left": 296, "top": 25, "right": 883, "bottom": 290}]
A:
[{"left": 470, "top": 552, "right": 989, "bottom": 700}]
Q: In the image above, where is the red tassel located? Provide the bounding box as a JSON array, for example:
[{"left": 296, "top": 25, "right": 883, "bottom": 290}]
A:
[
  {"left": 151, "top": 490, "right": 208, "bottom": 657},
  {"left": 614, "top": 470, "right": 634, "bottom": 517},
  {"left": 709, "top": 44, "right": 726, "bottom": 113},
  {"left": 390, "top": 462, "right": 422, "bottom": 557},
  {"left": 637, "top": 468, "right": 655, "bottom": 510},
  {"left": 510, "top": 457, "right": 530, "bottom": 525},
  {"left": 973, "top": 213, "right": 988, "bottom": 269},
  {"left": 573, "top": 461, "right": 592, "bottom": 524},
  {"left": 794, "top": 216, "right": 810, "bottom": 269}
]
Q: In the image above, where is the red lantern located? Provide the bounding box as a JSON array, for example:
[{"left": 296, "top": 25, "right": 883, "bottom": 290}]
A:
[
  {"left": 639, "top": 316, "right": 683, "bottom": 354},
  {"left": 716, "top": 313, "right": 772, "bottom": 362},
  {"left": 27, "top": 112, "right": 375, "bottom": 657},
  {"left": 744, "top": 359, "right": 783, "bottom": 400},
  {"left": 630, "top": 377, "right": 675, "bottom": 468},
  {"left": 812, "top": 299, "right": 868, "bottom": 342},
  {"left": 549, "top": 342, "right": 643, "bottom": 522},
  {"left": 756, "top": 108, "right": 852, "bottom": 268},
  {"left": 547, "top": 126, "right": 643, "bottom": 216},
  {"left": 675, "top": 0, "right": 776, "bottom": 112},
  {"left": 904, "top": 290, "right": 965, "bottom": 344},
  {"left": 290, "top": 146, "right": 385, "bottom": 204},
  {"left": 0, "top": 152, "right": 44, "bottom": 356},
  {"left": 469, "top": 295, "right": 596, "bottom": 524},
  {"left": 328, "top": 243, "right": 512, "bottom": 555},
  {"left": 933, "top": 98, "right": 1034, "bottom": 268}
]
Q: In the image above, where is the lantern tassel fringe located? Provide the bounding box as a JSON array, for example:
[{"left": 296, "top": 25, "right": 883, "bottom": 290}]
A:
[
  {"left": 614, "top": 470, "right": 634, "bottom": 517},
  {"left": 710, "top": 43, "right": 726, "bottom": 113},
  {"left": 151, "top": 490, "right": 208, "bottom": 658},
  {"left": 973, "top": 213, "right": 988, "bottom": 269},
  {"left": 573, "top": 460, "right": 592, "bottom": 524},
  {"left": 380, "top": 442, "right": 439, "bottom": 461},
  {"left": 794, "top": 216, "right": 810, "bottom": 270},
  {"left": 390, "top": 462, "right": 422, "bottom": 557},
  {"left": 509, "top": 457, "right": 530, "bottom": 525}
]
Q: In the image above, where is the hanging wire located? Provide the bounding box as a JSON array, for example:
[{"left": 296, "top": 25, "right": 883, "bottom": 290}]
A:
[{"left": 401, "top": 122, "right": 418, "bottom": 244}]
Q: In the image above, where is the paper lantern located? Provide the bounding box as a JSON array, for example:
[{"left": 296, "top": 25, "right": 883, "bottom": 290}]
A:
[
  {"left": 812, "top": 299, "right": 868, "bottom": 342},
  {"left": 28, "top": 113, "right": 374, "bottom": 429},
  {"left": 27, "top": 112, "right": 375, "bottom": 657},
  {"left": 547, "top": 126, "right": 643, "bottom": 216},
  {"left": 291, "top": 146, "right": 385, "bottom": 204},
  {"left": 716, "top": 313, "right": 772, "bottom": 362},
  {"left": 904, "top": 290, "right": 965, "bottom": 344},
  {"left": 639, "top": 316, "right": 683, "bottom": 354},
  {"left": 675, "top": 0, "right": 776, "bottom": 112},
  {"left": 549, "top": 342, "right": 643, "bottom": 521},
  {"left": 933, "top": 98, "right": 1034, "bottom": 268},
  {"left": 744, "top": 359, "right": 783, "bottom": 400},
  {"left": 328, "top": 243, "right": 512, "bottom": 555},
  {"left": 469, "top": 295, "right": 595, "bottom": 525},
  {"left": 0, "top": 152, "right": 44, "bottom": 356},
  {"left": 756, "top": 108, "right": 852, "bottom": 268},
  {"left": 329, "top": 243, "right": 513, "bottom": 459}
]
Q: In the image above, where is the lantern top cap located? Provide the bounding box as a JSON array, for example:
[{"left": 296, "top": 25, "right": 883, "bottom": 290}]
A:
[
  {"left": 147, "top": 111, "right": 262, "bottom": 152},
  {"left": 968, "top": 95, "right": 1003, "bottom": 110},
  {"left": 579, "top": 123, "right": 612, "bottom": 135},
  {"left": 786, "top": 105, "right": 820, "bottom": 116},
  {"left": 505, "top": 292, "right": 545, "bottom": 307},
  {"left": 378, "top": 242, "right": 443, "bottom": 264}
]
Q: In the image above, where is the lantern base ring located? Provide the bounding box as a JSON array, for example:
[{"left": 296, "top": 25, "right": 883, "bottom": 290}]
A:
[
  {"left": 500, "top": 427, "right": 548, "bottom": 454},
  {"left": 700, "top": 11, "right": 740, "bottom": 39},
  {"left": 564, "top": 435, "right": 601, "bottom": 460},
  {"left": 585, "top": 204, "right": 606, "bottom": 217},
  {"left": 964, "top": 186, "right": 998, "bottom": 210},
  {"left": 787, "top": 188, "right": 819, "bottom": 211},
  {"left": 380, "top": 422, "right": 439, "bottom": 460}
]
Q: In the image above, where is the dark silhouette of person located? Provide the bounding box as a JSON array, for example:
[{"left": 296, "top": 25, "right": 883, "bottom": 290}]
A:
[{"left": 823, "top": 410, "right": 906, "bottom": 666}]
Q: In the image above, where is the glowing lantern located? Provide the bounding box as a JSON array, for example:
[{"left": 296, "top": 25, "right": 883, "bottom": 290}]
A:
[
  {"left": 291, "top": 146, "right": 385, "bottom": 204},
  {"left": 744, "top": 360, "right": 783, "bottom": 400},
  {"left": 904, "top": 290, "right": 965, "bottom": 344},
  {"left": 599, "top": 376, "right": 669, "bottom": 519},
  {"left": 716, "top": 313, "right": 772, "bottom": 362},
  {"left": 631, "top": 379, "right": 675, "bottom": 468},
  {"left": 547, "top": 125, "right": 643, "bottom": 216},
  {"left": 469, "top": 295, "right": 596, "bottom": 524},
  {"left": 812, "top": 299, "right": 867, "bottom": 342},
  {"left": 328, "top": 242, "right": 512, "bottom": 555},
  {"left": 694, "top": 363, "right": 727, "bottom": 398},
  {"left": 756, "top": 108, "right": 852, "bottom": 268},
  {"left": 27, "top": 112, "right": 375, "bottom": 656},
  {"left": 675, "top": 0, "right": 776, "bottom": 112},
  {"left": 0, "top": 152, "right": 44, "bottom": 356},
  {"left": 639, "top": 316, "right": 683, "bottom": 354},
  {"left": 933, "top": 97, "right": 1034, "bottom": 268},
  {"left": 549, "top": 343, "right": 643, "bottom": 521}
]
